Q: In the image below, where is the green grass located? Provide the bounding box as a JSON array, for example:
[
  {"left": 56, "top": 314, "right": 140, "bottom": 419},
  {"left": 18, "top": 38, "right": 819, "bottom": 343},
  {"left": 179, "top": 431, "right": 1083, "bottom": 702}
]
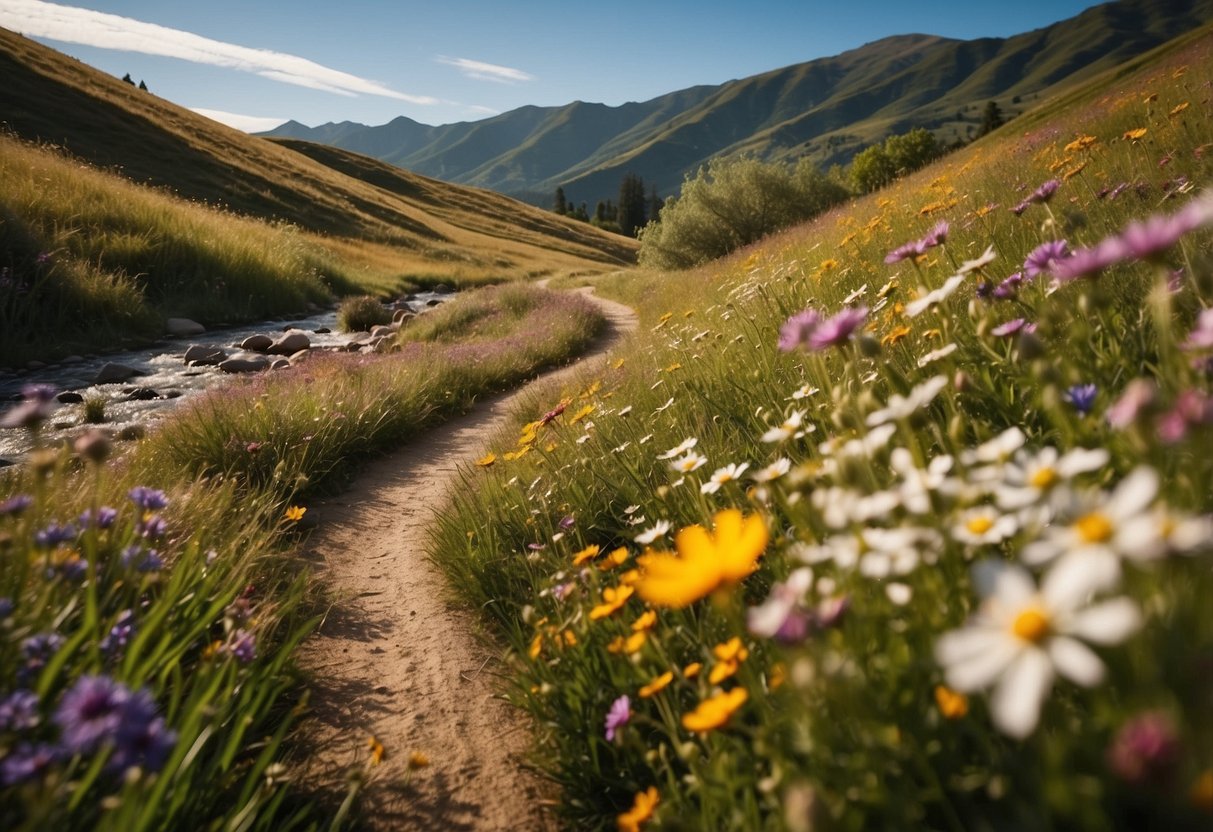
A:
[{"left": 427, "top": 28, "right": 1213, "bottom": 831}]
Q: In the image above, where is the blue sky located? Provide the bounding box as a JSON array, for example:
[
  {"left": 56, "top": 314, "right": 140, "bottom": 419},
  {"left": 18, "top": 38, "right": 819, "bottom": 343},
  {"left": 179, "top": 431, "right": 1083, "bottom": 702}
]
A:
[{"left": 1, "top": 0, "right": 1106, "bottom": 131}]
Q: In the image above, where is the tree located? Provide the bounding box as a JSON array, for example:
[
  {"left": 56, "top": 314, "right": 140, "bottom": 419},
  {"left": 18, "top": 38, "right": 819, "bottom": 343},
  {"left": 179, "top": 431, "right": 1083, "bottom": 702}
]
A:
[
  {"left": 618, "top": 173, "right": 647, "bottom": 237},
  {"left": 979, "top": 101, "right": 1005, "bottom": 137},
  {"left": 850, "top": 127, "right": 942, "bottom": 193},
  {"left": 121, "top": 73, "right": 135, "bottom": 85},
  {"left": 138, "top": 80, "right": 148, "bottom": 91},
  {"left": 553, "top": 186, "right": 568, "bottom": 215},
  {"left": 647, "top": 185, "right": 664, "bottom": 225},
  {"left": 573, "top": 202, "right": 589, "bottom": 222}
]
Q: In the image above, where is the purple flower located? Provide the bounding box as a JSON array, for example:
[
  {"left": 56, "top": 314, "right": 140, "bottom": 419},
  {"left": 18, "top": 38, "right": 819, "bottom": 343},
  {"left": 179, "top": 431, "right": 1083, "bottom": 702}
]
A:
[
  {"left": 1064, "top": 383, "right": 1098, "bottom": 415},
  {"left": 1183, "top": 308, "right": 1213, "bottom": 351},
  {"left": 604, "top": 694, "right": 630, "bottom": 741},
  {"left": 55, "top": 675, "right": 131, "bottom": 754},
  {"left": 20, "top": 633, "right": 64, "bottom": 682},
  {"left": 1024, "top": 239, "right": 1071, "bottom": 278},
  {"left": 1108, "top": 182, "right": 1130, "bottom": 201},
  {"left": 922, "top": 220, "right": 949, "bottom": 248},
  {"left": 127, "top": 487, "right": 168, "bottom": 511},
  {"left": 1051, "top": 237, "right": 1128, "bottom": 282},
  {"left": 78, "top": 506, "right": 118, "bottom": 529},
  {"left": 777, "top": 308, "right": 822, "bottom": 351},
  {"left": 815, "top": 595, "right": 850, "bottom": 629},
  {"left": 0, "top": 597, "right": 12, "bottom": 619},
  {"left": 992, "top": 272, "right": 1027, "bottom": 299},
  {"left": 558, "top": 515, "right": 576, "bottom": 530},
  {"left": 110, "top": 714, "right": 177, "bottom": 773},
  {"left": 1106, "top": 379, "right": 1157, "bottom": 429},
  {"left": 807, "top": 306, "right": 868, "bottom": 351},
  {"left": 990, "top": 318, "right": 1037, "bottom": 338},
  {"left": 1010, "top": 200, "right": 1031, "bottom": 216},
  {"left": 0, "top": 384, "right": 59, "bottom": 430},
  {"left": 0, "top": 689, "right": 41, "bottom": 731},
  {"left": 1158, "top": 389, "right": 1213, "bottom": 443},
  {"left": 1029, "top": 179, "right": 1060, "bottom": 204},
  {"left": 121, "top": 545, "right": 163, "bottom": 572},
  {"left": 34, "top": 522, "right": 78, "bottom": 549},
  {"left": 137, "top": 514, "right": 168, "bottom": 539},
  {"left": 0, "top": 494, "right": 33, "bottom": 516},
  {"left": 228, "top": 629, "right": 256, "bottom": 663},
  {"left": 884, "top": 240, "right": 924, "bottom": 264},
  {"left": 101, "top": 610, "right": 137, "bottom": 657},
  {"left": 1, "top": 742, "right": 59, "bottom": 786},
  {"left": 1107, "top": 711, "right": 1180, "bottom": 785}
]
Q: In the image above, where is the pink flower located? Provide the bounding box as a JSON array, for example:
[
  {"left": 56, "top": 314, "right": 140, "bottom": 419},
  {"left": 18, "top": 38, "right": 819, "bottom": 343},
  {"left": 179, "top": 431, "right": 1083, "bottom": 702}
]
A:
[
  {"left": 604, "top": 695, "right": 631, "bottom": 741},
  {"left": 807, "top": 306, "right": 868, "bottom": 350}
]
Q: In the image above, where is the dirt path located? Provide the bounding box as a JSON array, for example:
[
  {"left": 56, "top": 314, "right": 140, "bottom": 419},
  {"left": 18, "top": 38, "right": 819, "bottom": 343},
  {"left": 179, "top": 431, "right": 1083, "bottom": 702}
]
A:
[{"left": 295, "top": 288, "right": 637, "bottom": 830}]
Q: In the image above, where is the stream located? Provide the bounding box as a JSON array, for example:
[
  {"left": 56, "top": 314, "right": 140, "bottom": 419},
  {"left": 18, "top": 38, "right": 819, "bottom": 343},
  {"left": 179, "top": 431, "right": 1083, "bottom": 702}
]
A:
[{"left": 0, "top": 292, "right": 450, "bottom": 463}]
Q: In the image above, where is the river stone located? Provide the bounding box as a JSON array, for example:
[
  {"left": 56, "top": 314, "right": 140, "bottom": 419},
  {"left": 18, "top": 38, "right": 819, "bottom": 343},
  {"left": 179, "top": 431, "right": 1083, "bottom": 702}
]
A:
[
  {"left": 370, "top": 324, "right": 396, "bottom": 338},
  {"left": 218, "top": 355, "right": 270, "bottom": 374},
  {"left": 240, "top": 334, "right": 274, "bottom": 352},
  {"left": 433, "top": 283, "right": 452, "bottom": 294},
  {"left": 426, "top": 299, "right": 441, "bottom": 307},
  {"left": 118, "top": 424, "right": 147, "bottom": 441},
  {"left": 163, "top": 390, "right": 183, "bottom": 399},
  {"left": 57, "top": 391, "right": 84, "bottom": 404},
  {"left": 268, "top": 331, "right": 310, "bottom": 355},
  {"left": 125, "top": 387, "right": 160, "bottom": 401},
  {"left": 95, "top": 362, "right": 143, "bottom": 384},
  {"left": 314, "top": 327, "right": 331, "bottom": 334},
  {"left": 183, "top": 344, "right": 228, "bottom": 366},
  {"left": 166, "top": 317, "right": 205, "bottom": 337},
  {"left": 269, "top": 358, "right": 291, "bottom": 370},
  {"left": 392, "top": 309, "right": 414, "bottom": 324}
]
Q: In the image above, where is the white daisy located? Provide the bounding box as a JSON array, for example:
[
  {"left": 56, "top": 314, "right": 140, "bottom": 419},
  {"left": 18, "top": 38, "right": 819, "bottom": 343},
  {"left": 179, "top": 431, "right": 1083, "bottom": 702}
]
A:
[
  {"left": 935, "top": 557, "right": 1141, "bottom": 738},
  {"left": 905, "top": 273, "right": 966, "bottom": 317},
  {"left": 858, "top": 526, "right": 943, "bottom": 578},
  {"left": 752, "top": 458, "right": 792, "bottom": 483},
  {"left": 1117, "top": 505, "right": 1213, "bottom": 561},
  {"left": 811, "top": 486, "right": 901, "bottom": 529},
  {"left": 762, "top": 410, "right": 810, "bottom": 443},
  {"left": 618, "top": 405, "right": 633, "bottom": 416},
  {"left": 917, "top": 343, "right": 958, "bottom": 368},
  {"left": 886, "top": 582, "right": 914, "bottom": 605},
  {"left": 957, "top": 245, "right": 997, "bottom": 275},
  {"left": 891, "top": 447, "right": 959, "bottom": 514},
  {"left": 952, "top": 505, "right": 1019, "bottom": 546},
  {"left": 670, "top": 451, "right": 708, "bottom": 474},
  {"left": 819, "top": 423, "right": 897, "bottom": 460},
  {"left": 866, "top": 376, "right": 949, "bottom": 427},
  {"left": 790, "top": 384, "right": 820, "bottom": 400},
  {"left": 658, "top": 437, "right": 698, "bottom": 459},
  {"left": 962, "top": 427, "right": 1027, "bottom": 481},
  {"left": 843, "top": 283, "right": 869, "bottom": 304},
  {"left": 995, "top": 446, "right": 1110, "bottom": 510},
  {"left": 634, "top": 520, "right": 671, "bottom": 545},
  {"left": 701, "top": 462, "right": 751, "bottom": 494}
]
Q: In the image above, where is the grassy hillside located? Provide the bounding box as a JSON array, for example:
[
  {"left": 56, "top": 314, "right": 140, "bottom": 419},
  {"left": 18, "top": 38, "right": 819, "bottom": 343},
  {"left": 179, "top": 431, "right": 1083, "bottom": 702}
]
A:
[
  {"left": 0, "top": 27, "right": 636, "bottom": 365},
  {"left": 429, "top": 21, "right": 1213, "bottom": 831}
]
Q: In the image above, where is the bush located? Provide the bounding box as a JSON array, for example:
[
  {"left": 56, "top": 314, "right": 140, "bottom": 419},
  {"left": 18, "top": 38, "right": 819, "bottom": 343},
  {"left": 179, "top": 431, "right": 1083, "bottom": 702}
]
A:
[
  {"left": 638, "top": 156, "right": 849, "bottom": 270},
  {"left": 851, "top": 127, "right": 944, "bottom": 193},
  {"left": 336, "top": 295, "right": 391, "bottom": 332}
]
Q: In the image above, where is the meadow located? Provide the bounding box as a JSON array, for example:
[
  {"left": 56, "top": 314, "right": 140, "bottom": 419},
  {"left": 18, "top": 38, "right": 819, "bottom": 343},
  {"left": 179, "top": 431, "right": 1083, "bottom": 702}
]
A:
[
  {"left": 0, "top": 283, "right": 604, "bottom": 830},
  {"left": 429, "top": 27, "right": 1213, "bottom": 831}
]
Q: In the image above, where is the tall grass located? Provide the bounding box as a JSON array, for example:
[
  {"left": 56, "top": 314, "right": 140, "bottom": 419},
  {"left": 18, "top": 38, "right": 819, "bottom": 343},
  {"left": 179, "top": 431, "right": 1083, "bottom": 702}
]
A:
[{"left": 428, "top": 29, "right": 1213, "bottom": 830}]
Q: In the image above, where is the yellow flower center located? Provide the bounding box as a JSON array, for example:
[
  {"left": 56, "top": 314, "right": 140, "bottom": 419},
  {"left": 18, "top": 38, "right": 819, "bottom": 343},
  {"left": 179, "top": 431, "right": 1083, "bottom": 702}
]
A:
[
  {"left": 966, "top": 516, "right": 995, "bottom": 535},
  {"left": 1029, "top": 466, "right": 1058, "bottom": 490},
  {"left": 1075, "top": 512, "right": 1113, "bottom": 543},
  {"left": 1011, "top": 607, "right": 1051, "bottom": 643}
]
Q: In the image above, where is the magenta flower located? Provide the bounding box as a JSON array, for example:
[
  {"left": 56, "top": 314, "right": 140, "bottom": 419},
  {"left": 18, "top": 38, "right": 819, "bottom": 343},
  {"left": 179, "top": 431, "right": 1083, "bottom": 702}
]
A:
[
  {"left": 884, "top": 240, "right": 924, "bottom": 264},
  {"left": 1106, "top": 379, "right": 1157, "bottom": 429},
  {"left": 1051, "top": 237, "right": 1128, "bottom": 282},
  {"left": 992, "top": 272, "right": 1027, "bottom": 299},
  {"left": 1157, "top": 389, "right": 1213, "bottom": 443},
  {"left": 778, "top": 308, "right": 822, "bottom": 351},
  {"left": 604, "top": 694, "right": 631, "bottom": 741},
  {"left": 990, "top": 318, "right": 1037, "bottom": 338},
  {"left": 228, "top": 629, "right": 257, "bottom": 663},
  {"left": 1024, "top": 239, "right": 1071, "bottom": 278},
  {"left": 1029, "top": 179, "right": 1060, "bottom": 204},
  {"left": 1107, "top": 711, "right": 1180, "bottom": 785},
  {"left": 1183, "top": 308, "right": 1213, "bottom": 351},
  {"left": 0, "top": 384, "right": 59, "bottom": 430},
  {"left": 807, "top": 306, "right": 868, "bottom": 351},
  {"left": 922, "top": 220, "right": 950, "bottom": 248}
]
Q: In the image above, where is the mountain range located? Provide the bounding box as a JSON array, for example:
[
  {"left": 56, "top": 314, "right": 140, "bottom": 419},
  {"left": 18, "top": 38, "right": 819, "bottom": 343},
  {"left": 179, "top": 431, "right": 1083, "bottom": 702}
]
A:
[{"left": 262, "top": 0, "right": 1213, "bottom": 210}]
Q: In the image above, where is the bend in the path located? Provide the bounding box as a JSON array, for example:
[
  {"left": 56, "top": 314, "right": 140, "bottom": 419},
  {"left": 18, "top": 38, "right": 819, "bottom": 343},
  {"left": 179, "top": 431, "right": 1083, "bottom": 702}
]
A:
[{"left": 295, "top": 287, "right": 637, "bottom": 831}]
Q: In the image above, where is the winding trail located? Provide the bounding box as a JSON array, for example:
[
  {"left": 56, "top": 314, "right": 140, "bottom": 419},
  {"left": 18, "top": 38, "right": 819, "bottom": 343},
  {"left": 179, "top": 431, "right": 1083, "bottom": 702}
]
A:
[{"left": 296, "top": 288, "right": 637, "bottom": 830}]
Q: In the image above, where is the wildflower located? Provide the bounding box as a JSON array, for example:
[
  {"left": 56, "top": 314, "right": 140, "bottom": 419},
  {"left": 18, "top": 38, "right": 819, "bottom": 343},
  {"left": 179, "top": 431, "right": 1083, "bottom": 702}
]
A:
[
  {"left": 1123, "top": 127, "right": 1148, "bottom": 141},
  {"left": 934, "top": 685, "right": 969, "bottom": 719},
  {"left": 682, "top": 687, "right": 748, "bottom": 733},
  {"left": 1021, "top": 467, "right": 1159, "bottom": 566},
  {"left": 0, "top": 384, "right": 59, "bottom": 429},
  {"left": 128, "top": 487, "right": 168, "bottom": 511},
  {"left": 121, "top": 545, "right": 163, "bottom": 572},
  {"left": 905, "top": 275, "right": 965, "bottom": 317},
  {"left": 110, "top": 712, "right": 176, "bottom": 773},
  {"left": 0, "top": 690, "right": 41, "bottom": 731},
  {"left": 790, "top": 384, "right": 819, "bottom": 400},
  {"left": 751, "top": 458, "right": 791, "bottom": 482},
  {"left": 701, "top": 462, "right": 750, "bottom": 494},
  {"left": 1107, "top": 711, "right": 1180, "bottom": 785},
  {"left": 990, "top": 318, "right": 1036, "bottom": 338},
  {"left": 842, "top": 283, "right": 867, "bottom": 304},
  {"left": 777, "top": 308, "right": 823, "bottom": 352},
  {"left": 408, "top": 751, "right": 429, "bottom": 769},
  {"left": 761, "top": 410, "right": 808, "bottom": 443},
  {"left": 572, "top": 544, "right": 600, "bottom": 566},
  {"left": 100, "top": 610, "right": 137, "bottom": 657},
  {"left": 73, "top": 430, "right": 112, "bottom": 463},
  {"left": 78, "top": 506, "right": 118, "bottom": 529},
  {"left": 55, "top": 675, "right": 133, "bottom": 753},
  {"left": 866, "top": 375, "right": 948, "bottom": 426},
  {"left": 748, "top": 568, "right": 813, "bottom": 641},
  {"left": 0, "top": 494, "right": 33, "bottom": 516},
  {"left": 228, "top": 629, "right": 257, "bottom": 663},
  {"left": 559, "top": 515, "right": 576, "bottom": 530},
  {"left": 952, "top": 505, "right": 1019, "bottom": 546},
  {"left": 935, "top": 557, "right": 1141, "bottom": 738},
  {"left": 632, "top": 610, "right": 657, "bottom": 632},
  {"left": 634, "top": 520, "right": 671, "bottom": 545},
  {"left": 475, "top": 452, "right": 497, "bottom": 467},
  {"left": 635, "top": 509, "right": 768, "bottom": 608},
  {"left": 670, "top": 451, "right": 707, "bottom": 473},
  {"left": 617, "top": 787, "right": 659, "bottom": 832},
  {"left": 34, "top": 522, "right": 77, "bottom": 548},
  {"left": 1024, "top": 239, "right": 1070, "bottom": 277},
  {"left": 709, "top": 637, "right": 750, "bottom": 684},
  {"left": 657, "top": 437, "right": 698, "bottom": 459},
  {"left": 604, "top": 694, "right": 631, "bottom": 741},
  {"left": 1158, "top": 389, "right": 1213, "bottom": 443},
  {"left": 881, "top": 325, "right": 911, "bottom": 347},
  {"left": 1029, "top": 179, "right": 1060, "bottom": 203},
  {"left": 639, "top": 672, "right": 674, "bottom": 699},
  {"left": 1, "top": 742, "right": 59, "bottom": 786},
  {"left": 1106, "top": 378, "right": 1157, "bottom": 429},
  {"left": 599, "top": 547, "right": 629, "bottom": 571},
  {"left": 284, "top": 505, "right": 307, "bottom": 522},
  {"left": 1064, "top": 383, "right": 1098, "bottom": 415},
  {"left": 996, "top": 445, "right": 1109, "bottom": 510},
  {"left": 589, "top": 585, "right": 634, "bottom": 620},
  {"left": 807, "top": 306, "right": 868, "bottom": 350},
  {"left": 917, "top": 343, "right": 957, "bottom": 367},
  {"left": 991, "top": 271, "right": 1027, "bottom": 299},
  {"left": 1183, "top": 308, "right": 1213, "bottom": 351},
  {"left": 367, "top": 737, "right": 385, "bottom": 766}
]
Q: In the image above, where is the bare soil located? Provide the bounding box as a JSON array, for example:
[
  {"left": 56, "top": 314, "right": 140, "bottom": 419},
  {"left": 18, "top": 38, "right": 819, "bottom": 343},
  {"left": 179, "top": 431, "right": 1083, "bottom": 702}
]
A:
[{"left": 294, "top": 288, "right": 637, "bottom": 830}]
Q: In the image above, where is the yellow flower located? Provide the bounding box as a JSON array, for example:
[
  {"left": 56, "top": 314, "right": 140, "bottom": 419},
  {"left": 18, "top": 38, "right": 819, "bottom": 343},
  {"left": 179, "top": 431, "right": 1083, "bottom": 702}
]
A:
[
  {"left": 529, "top": 633, "right": 543, "bottom": 660},
  {"left": 617, "top": 786, "right": 659, "bottom": 832},
  {"left": 1062, "top": 161, "right": 1087, "bottom": 181},
  {"left": 881, "top": 325, "right": 911, "bottom": 347},
  {"left": 1170, "top": 101, "right": 1190, "bottom": 117},
  {"left": 581, "top": 380, "right": 603, "bottom": 398},
  {"left": 569, "top": 404, "right": 595, "bottom": 424},
  {"left": 631, "top": 610, "right": 657, "bottom": 632},
  {"left": 611, "top": 358, "right": 626, "bottom": 370},
  {"left": 285, "top": 506, "right": 306, "bottom": 522},
  {"left": 1191, "top": 770, "right": 1213, "bottom": 812},
  {"left": 572, "top": 544, "right": 601, "bottom": 566},
  {"left": 1064, "top": 134, "right": 1099, "bottom": 153},
  {"left": 590, "top": 585, "right": 635, "bottom": 620},
  {"left": 561, "top": 629, "right": 577, "bottom": 647},
  {"left": 639, "top": 671, "right": 674, "bottom": 699},
  {"left": 934, "top": 685, "right": 969, "bottom": 719},
  {"left": 709, "top": 637, "right": 749, "bottom": 683},
  {"left": 608, "top": 631, "right": 648, "bottom": 655},
  {"left": 837, "top": 232, "right": 857, "bottom": 248},
  {"left": 1123, "top": 127, "right": 1148, "bottom": 141},
  {"left": 682, "top": 687, "right": 748, "bottom": 734},
  {"left": 599, "top": 547, "right": 630, "bottom": 571},
  {"left": 368, "top": 736, "right": 385, "bottom": 766},
  {"left": 664, "top": 362, "right": 682, "bottom": 373},
  {"left": 768, "top": 662, "right": 787, "bottom": 691},
  {"left": 407, "top": 751, "right": 430, "bottom": 769},
  {"left": 683, "top": 662, "right": 702, "bottom": 679},
  {"left": 475, "top": 453, "right": 497, "bottom": 467},
  {"left": 634, "top": 510, "right": 768, "bottom": 608}
]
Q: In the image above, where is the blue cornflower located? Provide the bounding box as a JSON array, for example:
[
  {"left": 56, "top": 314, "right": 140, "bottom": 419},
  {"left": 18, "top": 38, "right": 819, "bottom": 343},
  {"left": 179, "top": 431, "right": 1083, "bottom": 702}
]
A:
[
  {"left": 0, "top": 689, "right": 41, "bottom": 731},
  {"left": 33, "top": 522, "right": 77, "bottom": 549},
  {"left": 127, "top": 487, "right": 168, "bottom": 511},
  {"left": 0, "top": 742, "right": 59, "bottom": 786},
  {"left": 0, "top": 494, "right": 33, "bottom": 516},
  {"left": 1065, "top": 383, "right": 1099, "bottom": 415}
]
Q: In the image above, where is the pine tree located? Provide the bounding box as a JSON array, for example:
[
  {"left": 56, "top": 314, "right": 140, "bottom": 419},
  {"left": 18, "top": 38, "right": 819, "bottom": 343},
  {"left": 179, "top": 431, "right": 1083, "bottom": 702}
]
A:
[
  {"left": 618, "top": 173, "right": 647, "bottom": 237},
  {"left": 138, "top": 80, "right": 148, "bottom": 91},
  {"left": 553, "top": 186, "right": 568, "bottom": 215},
  {"left": 979, "top": 101, "right": 1005, "bottom": 137},
  {"left": 121, "top": 73, "right": 135, "bottom": 85},
  {"left": 647, "top": 185, "right": 663, "bottom": 224}
]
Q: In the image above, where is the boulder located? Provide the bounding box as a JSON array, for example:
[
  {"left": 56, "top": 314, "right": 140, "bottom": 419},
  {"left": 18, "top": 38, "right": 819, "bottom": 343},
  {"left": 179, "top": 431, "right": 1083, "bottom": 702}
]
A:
[
  {"left": 218, "top": 354, "right": 270, "bottom": 374},
  {"left": 370, "top": 324, "right": 396, "bottom": 338},
  {"left": 125, "top": 387, "right": 160, "bottom": 401},
  {"left": 57, "top": 391, "right": 84, "bottom": 404},
  {"left": 392, "top": 309, "right": 414, "bottom": 324},
  {"left": 269, "top": 358, "right": 291, "bottom": 370},
  {"left": 426, "top": 299, "right": 442, "bottom": 307},
  {"left": 163, "top": 390, "right": 184, "bottom": 399},
  {"left": 268, "top": 331, "right": 310, "bottom": 355},
  {"left": 183, "top": 344, "right": 228, "bottom": 366},
  {"left": 433, "top": 283, "right": 452, "bottom": 294},
  {"left": 289, "top": 349, "right": 311, "bottom": 364},
  {"left": 94, "top": 362, "right": 143, "bottom": 384},
  {"left": 166, "top": 318, "right": 206, "bottom": 337},
  {"left": 314, "top": 327, "right": 331, "bottom": 334},
  {"left": 240, "top": 334, "right": 274, "bottom": 352},
  {"left": 118, "top": 424, "right": 147, "bottom": 441}
]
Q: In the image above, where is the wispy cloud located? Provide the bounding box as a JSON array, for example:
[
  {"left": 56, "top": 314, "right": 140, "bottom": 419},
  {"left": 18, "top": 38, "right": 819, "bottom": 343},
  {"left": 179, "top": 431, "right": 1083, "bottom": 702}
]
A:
[
  {"left": 190, "top": 108, "right": 288, "bottom": 133},
  {"left": 437, "top": 56, "right": 534, "bottom": 84},
  {"left": 0, "top": 0, "right": 438, "bottom": 104},
  {"left": 465, "top": 104, "right": 501, "bottom": 117}
]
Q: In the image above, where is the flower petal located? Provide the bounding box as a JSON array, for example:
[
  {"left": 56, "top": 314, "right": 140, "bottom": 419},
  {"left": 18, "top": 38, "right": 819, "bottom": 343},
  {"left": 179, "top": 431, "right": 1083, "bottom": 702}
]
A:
[
  {"left": 1047, "top": 635, "right": 1105, "bottom": 687},
  {"left": 1064, "top": 598, "right": 1142, "bottom": 645},
  {"left": 938, "top": 631, "right": 1019, "bottom": 691},
  {"left": 1042, "top": 551, "right": 1121, "bottom": 612},
  {"left": 991, "top": 649, "right": 1054, "bottom": 739},
  {"left": 972, "top": 560, "right": 1034, "bottom": 604}
]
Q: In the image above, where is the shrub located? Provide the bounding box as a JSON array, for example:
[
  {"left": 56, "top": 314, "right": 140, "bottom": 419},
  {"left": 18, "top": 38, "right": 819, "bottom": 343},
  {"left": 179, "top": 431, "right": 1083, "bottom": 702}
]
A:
[
  {"left": 336, "top": 295, "right": 391, "bottom": 332},
  {"left": 637, "top": 156, "right": 849, "bottom": 270}
]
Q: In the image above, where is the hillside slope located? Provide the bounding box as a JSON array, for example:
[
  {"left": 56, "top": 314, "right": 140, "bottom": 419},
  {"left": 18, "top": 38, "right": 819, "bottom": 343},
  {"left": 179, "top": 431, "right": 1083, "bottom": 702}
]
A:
[{"left": 264, "top": 0, "right": 1213, "bottom": 208}]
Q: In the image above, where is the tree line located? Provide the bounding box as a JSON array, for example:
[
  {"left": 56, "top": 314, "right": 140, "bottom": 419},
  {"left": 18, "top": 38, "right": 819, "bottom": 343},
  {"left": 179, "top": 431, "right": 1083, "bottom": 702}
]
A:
[{"left": 552, "top": 174, "right": 664, "bottom": 237}]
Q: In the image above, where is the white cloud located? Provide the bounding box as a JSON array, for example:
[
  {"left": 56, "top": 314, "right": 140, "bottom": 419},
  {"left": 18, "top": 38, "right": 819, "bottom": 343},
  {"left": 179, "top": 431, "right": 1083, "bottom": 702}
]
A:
[
  {"left": 0, "top": 0, "right": 438, "bottom": 104},
  {"left": 190, "top": 108, "right": 288, "bottom": 133},
  {"left": 437, "top": 56, "right": 534, "bottom": 84},
  {"left": 465, "top": 104, "right": 501, "bottom": 117}
]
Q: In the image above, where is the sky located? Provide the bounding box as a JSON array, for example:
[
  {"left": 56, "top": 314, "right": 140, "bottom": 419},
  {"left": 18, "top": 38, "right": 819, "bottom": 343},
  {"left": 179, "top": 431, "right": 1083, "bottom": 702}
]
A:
[{"left": 0, "top": 0, "right": 1108, "bottom": 132}]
